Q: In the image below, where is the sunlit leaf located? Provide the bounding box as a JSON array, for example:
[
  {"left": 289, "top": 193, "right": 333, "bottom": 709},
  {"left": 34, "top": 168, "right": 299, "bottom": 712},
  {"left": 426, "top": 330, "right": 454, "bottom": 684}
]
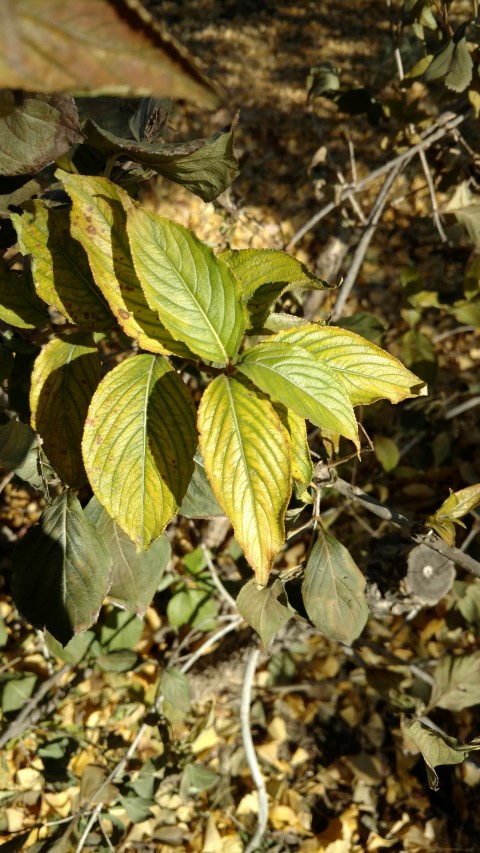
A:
[
  {"left": 429, "top": 652, "right": 480, "bottom": 712},
  {"left": 404, "top": 719, "right": 480, "bottom": 790},
  {"left": 236, "top": 578, "right": 292, "bottom": 646},
  {"left": 431, "top": 484, "right": 480, "bottom": 522},
  {"left": 127, "top": 207, "right": 246, "bottom": 363},
  {"left": 261, "top": 324, "right": 427, "bottom": 406},
  {"left": 424, "top": 33, "right": 473, "bottom": 93},
  {"left": 198, "top": 376, "right": 291, "bottom": 585},
  {"left": 0, "top": 91, "right": 82, "bottom": 176},
  {"left": 82, "top": 354, "right": 197, "bottom": 550},
  {"left": 0, "top": 0, "right": 219, "bottom": 106},
  {"left": 30, "top": 333, "right": 100, "bottom": 487},
  {"left": 160, "top": 667, "right": 190, "bottom": 713},
  {"left": 85, "top": 496, "right": 171, "bottom": 616},
  {"left": 60, "top": 172, "right": 192, "bottom": 356},
  {"left": 274, "top": 405, "right": 313, "bottom": 495},
  {"left": 83, "top": 119, "right": 238, "bottom": 202},
  {"left": 237, "top": 341, "right": 359, "bottom": 448},
  {"left": 12, "top": 491, "right": 112, "bottom": 645},
  {"left": 302, "top": 527, "right": 368, "bottom": 644},
  {"left": 0, "top": 261, "right": 48, "bottom": 329},
  {"left": 12, "top": 201, "right": 113, "bottom": 331},
  {"left": 444, "top": 181, "right": 480, "bottom": 249}
]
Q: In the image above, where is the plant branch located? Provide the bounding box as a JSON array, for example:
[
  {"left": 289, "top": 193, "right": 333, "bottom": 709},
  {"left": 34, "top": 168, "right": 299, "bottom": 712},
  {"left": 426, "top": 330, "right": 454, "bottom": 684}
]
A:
[
  {"left": 331, "top": 161, "right": 405, "bottom": 320},
  {"left": 287, "top": 111, "right": 465, "bottom": 251},
  {"left": 241, "top": 646, "right": 268, "bottom": 853},
  {"left": 316, "top": 468, "right": 480, "bottom": 579},
  {"left": 0, "top": 664, "right": 71, "bottom": 749}
]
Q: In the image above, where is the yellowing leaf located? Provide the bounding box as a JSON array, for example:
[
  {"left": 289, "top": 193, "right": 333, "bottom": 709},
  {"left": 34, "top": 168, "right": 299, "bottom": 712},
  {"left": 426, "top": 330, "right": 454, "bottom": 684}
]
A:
[
  {"left": 262, "top": 324, "right": 427, "bottom": 406},
  {"left": 275, "top": 405, "right": 313, "bottom": 494},
  {"left": 198, "top": 376, "right": 291, "bottom": 585},
  {"left": 59, "top": 173, "right": 192, "bottom": 356},
  {"left": 238, "top": 342, "right": 359, "bottom": 448},
  {"left": 12, "top": 201, "right": 113, "bottom": 331},
  {"left": 82, "top": 354, "right": 197, "bottom": 549},
  {"left": 432, "top": 484, "right": 480, "bottom": 521},
  {"left": 302, "top": 527, "right": 368, "bottom": 645},
  {"left": 126, "top": 206, "right": 246, "bottom": 363},
  {"left": 374, "top": 435, "right": 399, "bottom": 472},
  {"left": 0, "top": 262, "right": 48, "bottom": 329},
  {"left": 30, "top": 333, "right": 100, "bottom": 487},
  {"left": 0, "top": 0, "right": 219, "bottom": 106}
]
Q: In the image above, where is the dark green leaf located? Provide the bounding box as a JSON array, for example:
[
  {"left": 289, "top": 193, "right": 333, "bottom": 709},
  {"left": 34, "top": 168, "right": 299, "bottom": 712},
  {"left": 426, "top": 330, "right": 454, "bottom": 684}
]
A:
[
  {"left": 0, "top": 91, "right": 82, "bottom": 175},
  {"left": 236, "top": 578, "right": 292, "bottom": 646},
  {"left": 84, "top": 496, "right": 171, "bottom": 615},
  {"left": 96, "top": 650, "right": 139, "bottom": 672},
  {"left": 83, "top": 119, "right": 238, "bottom": 202},
  {"left": 166, "top": 587, "right": 218, "bottom": 631},
  {"left": 98, "top": 610, "right": 143, "bottom": 652},
  {"left": 179, "top": 452, "right": 224, "bottom": 518},
  {"left": 399, "top": 329, "right": 437, "bottom": 384},
  {"left": 0, "top": 673, "right": 37, "bottom": 714},
  {"left": 12, "top": 492, "right": 112, "bottom": 645}
]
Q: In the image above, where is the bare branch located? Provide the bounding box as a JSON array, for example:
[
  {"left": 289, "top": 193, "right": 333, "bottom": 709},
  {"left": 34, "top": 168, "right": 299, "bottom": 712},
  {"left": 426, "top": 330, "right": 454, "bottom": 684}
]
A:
[{"left": 241, "top": 646, "right": 269, "bottom": 853}]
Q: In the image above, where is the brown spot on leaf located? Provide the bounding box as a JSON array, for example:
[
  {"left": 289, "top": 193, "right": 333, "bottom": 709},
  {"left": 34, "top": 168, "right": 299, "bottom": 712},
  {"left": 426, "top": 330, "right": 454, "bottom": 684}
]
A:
[{"left": 118, "top": 309, "right": 130, "bottom": 319}]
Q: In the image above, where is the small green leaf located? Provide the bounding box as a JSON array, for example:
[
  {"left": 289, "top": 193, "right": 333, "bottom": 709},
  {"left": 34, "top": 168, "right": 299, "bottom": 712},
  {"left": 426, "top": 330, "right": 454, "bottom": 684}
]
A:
[
  {"left": 96, "top": 650, "right": 139, "bottom": 672},
  {"left": 46, "top": 630, "right": 97, "bottom": 666},
  {"left": 429, "top": 652, "right": 480, "bottom": 711},
  {"left": 12, "top": 201, "right": 113, "bottom": 331},
  {"left": 0, "top": 0, "right": 219, "bottom": 106},
  {"left": 0, "top": 91, "right": 82, "bottom": 175},
  {"left": 198, "top": 376, "right": 291, "bottom": 586},
  {"left": 30, "top": 333, "right": 101, "bottom": 487},
  {"left": 238, "top": 341, "right": 359, "bottom": 448},
  {"left": 59, "top": 172, "right": 193, "bottom": 356},
  {"left": 302, "top": 528, "right": 368, "bottom": 645},
  {"left": 180, "top": 763, "right": 218, "bottom": 799},
  {"left": 0, "top": 419, "right": 42, "bottom": 485},
  {"left": 1, "top": 673, "right": 37, "bottom": 714},
  {"left": 0, "top": 262, "right": 48, "bottom": 330},
  {"left": 404, "top": 719, "right": 480, "bottom": 790},
  {"left": 237, "top": 578, "right": 292, "bottom": 646},
  {"left": 179, "top": 452, "right": 224, "bottom": 519},
  {"left": 374, "top": 435, "right": 400, "bottom": 472},
  {"left": 12, "top": 492, "right": 112, "bottom": 645},
  {"left": 84, "top": 119, "right": 238, "bottom": 202},
  {"left": 127, "top": 207, "right": 246, "bottom": 363},
  {"left": 84, "top": 496, "right": 171, "bottom": 616},
  {"left": 424, "top": 34, "right": 473, "bottom": 93},
  {"left": 167, "top": 587, "right": 217, "bottom": 631},
  {"left": 82, "top": 354, "right": 197, "bottom": 550},
  {"left": 98, "top": 610, "right": 144, "bottom": 652},
  {"left": 160, "top": 667, "right": 190, "bottom": 713}
]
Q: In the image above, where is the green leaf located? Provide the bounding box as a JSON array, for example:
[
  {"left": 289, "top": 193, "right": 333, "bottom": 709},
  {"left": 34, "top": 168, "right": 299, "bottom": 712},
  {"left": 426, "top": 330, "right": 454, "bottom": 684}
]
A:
[
  {"left": 237, "top": 341, "right": 359, "bottom": 448},
  {"left": 0, "top": 91, "right": 82, "bottom": 175},
  {"left": 166, "top": 587, "right": 218, "bottom": 631},
  {"left": 0, "top": 419, "right": 43, "bottom": 488},
  {"left": 179, "top": 452, "right": 224, "bottom": 518},
  {"left": 424, "top": 34, "right": 473, "bottom": 93},
  {"left": 82, "top": 354, "right": 197, "bottom": 550},
  {"left": 180, "top": 763, "right": 219, "bottom": 798},
  {"left": 59, "top": 172, "right": 194, "bottom": 356},
  {"left": 404, "top": 719, "right": 480, "bottom": 790},
  {"left": 83, "top": 119, "right": 238, "bottom": 202},
  {"left": 0, "top": 673, "right": 37, "bottom": 715},
  {"left": 220, "top": 248, "right": 332, "bottom": 300},
  {"left": 127, "top": 207, "right": 246, "bottom": 363},
  {"left": 0, "top": 0, "right": 219, "bottom": 106},
  {"left": 46, "top": 630, "right": 97, "bottom": 666},
  {"left": 262, "top": 324, "right": 427, "bottom": 406},
  {"left": 302, "top": 528, "right": 368, "bottom": 645},
  {"left": 12, "top": 491, "right": 112, "bottom": 645},
  {"left": 445, "top": 181, "right": 480, "bottom": 249},
  {"left": 160, "top": 667, "right": 190, "bottom": 713},
  {"left": 236, "top": 578, "right": 292, "bottom": 646},
  {"left": 374, "top": 435, "right": 400, "bottom": 472},
  {"left": 221, "top": 248, "right": 333, "bottom": 330},
  {"left": 0, "top": 262, "right": 48, "bottom": 329},
  {"left": 98, "top": 609, "right": 144, "bottom": 652},
  {"left": 399, "top": 329, "right": 437, "bottom": 385},
  {"left": 30, "top": 333, "right": 101, "bottom": 487},
  {"left": 336, "top": 312, "right": 386, "bottom": 345},
  {"left": 429, "top": 652, "right": 480, "bottom": 711},
  {"left": 84, "top": 496, "right": 171, "bottom": 616},
  {"left": 12, "top": 201, "right": 113, "bottom": 331},
  {"left": 198, "top": 376, "right": 291, "bottom": 586},
  {"left": 450, "top": 299, "right": 480, "bottom": 327}
]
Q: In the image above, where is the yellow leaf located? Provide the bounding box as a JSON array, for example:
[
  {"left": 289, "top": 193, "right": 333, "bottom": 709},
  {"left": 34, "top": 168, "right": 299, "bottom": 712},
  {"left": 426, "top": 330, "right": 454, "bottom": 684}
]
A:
[{"left": 198, "top": 376, "right": 291, "bottom": 585}]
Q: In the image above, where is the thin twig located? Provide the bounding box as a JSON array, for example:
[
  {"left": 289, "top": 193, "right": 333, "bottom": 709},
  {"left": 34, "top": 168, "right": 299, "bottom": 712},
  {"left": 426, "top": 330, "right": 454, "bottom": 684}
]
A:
[
  {"left": 287, "top": 111, "right": 465, "bottom": 250},
  {"left": 331, "top": 161, "right": 405, "bottom": 320},
  {"left": 0, "top": 664, "right": 71, "bottom": 748},
  {"left": 444, "top": 396, "right": 480, "bottom": 420},
  {"left": 179, "top": 616, "right": 244, "bottom": 675},
  {"left": 241, "top": 646, "right": 268, "bottom": 853},
  {"left": 74, "top": 802, "right": 103, "bottom": 853},
  {"left": 201, "top": 543, "right": 237, "bottom": 610},
  {"left": 319, "top": 471, "right": 480, "bottom": 579},
  {"left": 433, "top": 324, "right": 476, "bottom": 343}
]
